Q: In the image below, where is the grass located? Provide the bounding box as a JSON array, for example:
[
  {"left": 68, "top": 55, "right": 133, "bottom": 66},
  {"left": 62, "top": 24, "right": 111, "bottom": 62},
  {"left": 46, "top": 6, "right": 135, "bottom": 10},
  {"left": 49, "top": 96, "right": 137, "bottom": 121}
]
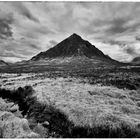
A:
[
  {"left": 0, "top": 66, "right": 140, "bottom": 138},
  {"left": 1, "top": 66, "right": 140, "bottom": 90},
  {"left": 0, "top": 86, "right": 34, "bottom": 116},
  {"left": 0, "top": 86, "right": 74, "bottom": 137},
  {"left": 1, "top": 78, "right": 140, "bottom": 137}
]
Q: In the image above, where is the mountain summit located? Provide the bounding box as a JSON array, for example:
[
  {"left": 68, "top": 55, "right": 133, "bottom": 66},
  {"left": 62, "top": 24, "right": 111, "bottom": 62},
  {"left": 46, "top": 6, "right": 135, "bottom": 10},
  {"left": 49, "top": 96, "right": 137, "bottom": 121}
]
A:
[{"left": 31, "top": 33, "right": 111, "bottom": 61}]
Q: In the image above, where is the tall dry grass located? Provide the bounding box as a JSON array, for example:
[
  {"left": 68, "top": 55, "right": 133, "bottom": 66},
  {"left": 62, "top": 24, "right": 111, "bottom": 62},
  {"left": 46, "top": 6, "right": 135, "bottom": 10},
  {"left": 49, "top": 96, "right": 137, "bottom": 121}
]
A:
[{"left": 1, "top": 74, "right": 140, "bottom": 137}]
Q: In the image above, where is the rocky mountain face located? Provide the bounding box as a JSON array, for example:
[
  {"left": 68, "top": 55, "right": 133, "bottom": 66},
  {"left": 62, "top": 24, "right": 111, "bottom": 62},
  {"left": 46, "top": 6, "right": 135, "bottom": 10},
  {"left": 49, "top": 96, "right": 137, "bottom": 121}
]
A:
[
  {"left": 0, "top": 34, "right": 121, "bottom": 73},
  {"left": 31, "top": 33, "right": 116, "bottom": 63}
]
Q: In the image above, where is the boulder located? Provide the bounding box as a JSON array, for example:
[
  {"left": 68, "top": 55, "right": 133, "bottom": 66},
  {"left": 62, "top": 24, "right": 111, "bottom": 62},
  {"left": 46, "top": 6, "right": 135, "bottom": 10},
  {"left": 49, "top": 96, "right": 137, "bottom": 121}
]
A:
[
  {"left": 0, "top": 111, "right": 39, "bottom": 138},
  {"left": 8, "top": 104, "right": 18, "bottom": 113},
  {"left": 42, "top": 121, "right": 50, "bottom": 127}
]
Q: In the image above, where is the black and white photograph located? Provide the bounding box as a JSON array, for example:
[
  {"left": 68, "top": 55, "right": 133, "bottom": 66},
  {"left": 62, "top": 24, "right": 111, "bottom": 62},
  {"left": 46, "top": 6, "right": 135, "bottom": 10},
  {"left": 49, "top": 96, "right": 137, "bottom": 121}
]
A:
[{"left": 0, "top": 1, "right": 140, "bottom": 138}]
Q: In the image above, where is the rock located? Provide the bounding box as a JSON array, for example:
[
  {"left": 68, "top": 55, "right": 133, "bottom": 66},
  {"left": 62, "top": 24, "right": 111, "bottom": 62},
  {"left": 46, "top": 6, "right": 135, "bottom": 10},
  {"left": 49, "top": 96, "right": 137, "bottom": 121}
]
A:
[
  {"left": 9, "top": 104, "right": 18, "bottom": 113},
  {"left": 0, "top": 111, "right": 14, "bottom": 121},
  {"left": 42, "top": 121, "right": 50, "bottom": 127},
  {"left": 0, "top": 98, "right": 22, "bottom": 118},
  {"left": 0, "top": 98, "right": 18, "bottom": 112},
  {"left": 0, "top": 111, "right": 39, "bottom": 138}
]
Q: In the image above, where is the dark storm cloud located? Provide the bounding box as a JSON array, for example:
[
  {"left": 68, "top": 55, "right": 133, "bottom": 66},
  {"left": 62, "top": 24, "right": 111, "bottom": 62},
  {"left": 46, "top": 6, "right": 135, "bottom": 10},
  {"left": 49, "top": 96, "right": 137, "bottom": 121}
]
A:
[
  {"left": 30, "top": 44, "right": 40, "bottom": 50},
  {"left": 0, "top": 2, "right": 140, "bottom": 62},
  {"left": 11, "top": 2, "right": 39, "bottom": 22},
  {"left": 136, "top": 36, "right": 140, "bottom": 41},
  {"left": 82, "top": 3, "right": 140, "bottom": 39},
  {"left": 103, "top": 40, "right": 126, "bottom": 46},
  {"left": 84, "top": 17, "right": 130, "bottom": 37},
  {"left": 0, "top": 20, "right": 13, "bottom": 39},
  {"left": 107, "top": 18, "right": 129, "bottom": 34},
  {"left": 124, "top": 47, "right": 138, "bottom": 56},
  {"left": 0, "top": 13, "right": 13, "bottom": 39}
]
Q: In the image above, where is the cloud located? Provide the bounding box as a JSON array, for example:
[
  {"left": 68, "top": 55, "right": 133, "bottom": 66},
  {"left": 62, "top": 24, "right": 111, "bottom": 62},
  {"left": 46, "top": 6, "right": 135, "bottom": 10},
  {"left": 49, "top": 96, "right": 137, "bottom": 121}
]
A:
[
  {"left": 20, "top": 37, "right": 40, "bottom": 50},
  {"left": 11, "top": 2, "right": 39, "bottom": 22},
  {"left": 0, "top": 50, "right": 26, "bottom": 58},
  {"left": 103, "top": 40, "right": 126, "bottom": 47},
  {"left": 0, "top": 2, "right": 140, "bottom": 62},
  {"left": 136, "top": 36, "right": 140, "bottom": 41},
  {"left": 106, "top": 18, "right": 129, "bottom": 34},
  {"left": 44, "top": 40, "right": 58, "bottom": 50},
  {"left": 0, "top": 12, "right": 13, "bottom": 39},
  {"left": 49, "top": 40, "right": 58, "bottom": 46},
  {"left": 0, "top": 20, "right": 13, "bottom": 39},
  {"left": 93, "top": 41, "right": 132, "bottom": 62},
  {"left": 124, "top": 46, "right": 138, "bottom": 56},
  {"left": 30, "top": 44, "right": 40, "bottom": 50}
]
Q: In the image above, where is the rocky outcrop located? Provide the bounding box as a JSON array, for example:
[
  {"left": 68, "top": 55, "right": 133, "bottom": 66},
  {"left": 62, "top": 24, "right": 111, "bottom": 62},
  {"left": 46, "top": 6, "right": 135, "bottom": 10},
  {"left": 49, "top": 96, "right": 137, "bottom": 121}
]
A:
[{"left": 0, "top": 98, "right": 39, "bottom": 138}]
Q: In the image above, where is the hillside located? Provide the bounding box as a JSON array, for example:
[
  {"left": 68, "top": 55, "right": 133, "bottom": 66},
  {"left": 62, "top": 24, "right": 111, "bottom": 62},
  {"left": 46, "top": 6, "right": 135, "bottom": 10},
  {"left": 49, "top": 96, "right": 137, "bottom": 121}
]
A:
[
  {"left": 0, "top": 60, "right": 8, "bottom": 66},
  {"left": 131, "top": 56, "right": 140, "bottom": 65},
  {"left": 0, "top": 34, "right": 122, "bottom": 73}
]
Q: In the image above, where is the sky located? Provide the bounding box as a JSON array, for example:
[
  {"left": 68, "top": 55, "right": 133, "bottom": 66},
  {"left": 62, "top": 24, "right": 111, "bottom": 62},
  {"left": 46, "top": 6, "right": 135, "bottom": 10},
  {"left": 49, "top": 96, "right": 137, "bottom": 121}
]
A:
[{"left": 0, "top": 2, "right": 140, "bottom": 63}]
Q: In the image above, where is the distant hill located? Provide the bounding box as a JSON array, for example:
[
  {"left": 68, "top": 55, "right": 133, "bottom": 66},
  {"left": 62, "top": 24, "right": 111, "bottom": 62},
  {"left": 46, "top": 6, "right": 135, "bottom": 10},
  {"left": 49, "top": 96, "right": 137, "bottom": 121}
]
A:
[
  {"left": 31, "top": 33, "right": 119, "bottom": 65},
  {"left": 131, "top": 57, "right": 140, "bottom": 65},
  {"left": 0, "top": 60, "right": 8, "bottom": 66}
]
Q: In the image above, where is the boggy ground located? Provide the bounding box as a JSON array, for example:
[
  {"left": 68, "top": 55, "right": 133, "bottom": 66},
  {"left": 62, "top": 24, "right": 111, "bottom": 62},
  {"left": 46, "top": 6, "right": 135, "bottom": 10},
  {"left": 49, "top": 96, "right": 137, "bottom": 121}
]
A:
[{"left": 0, "top": 66, "right": 140, "bottom": 138}]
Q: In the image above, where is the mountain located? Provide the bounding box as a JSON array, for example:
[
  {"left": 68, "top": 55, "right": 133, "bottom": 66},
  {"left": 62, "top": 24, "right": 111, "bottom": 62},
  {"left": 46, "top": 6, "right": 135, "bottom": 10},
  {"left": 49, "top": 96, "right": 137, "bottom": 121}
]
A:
[
  {"left": 0, "top": 60, "right": 8, "bottom": 66},
  {"left": 31, "top": 33, "right": 118, "bottom": 63},
  {"left": 131, "top": 56, "right": 140, "bottom": 65},
  {"left": 0, "top": 34, "right": 121, "bottom": 73}
]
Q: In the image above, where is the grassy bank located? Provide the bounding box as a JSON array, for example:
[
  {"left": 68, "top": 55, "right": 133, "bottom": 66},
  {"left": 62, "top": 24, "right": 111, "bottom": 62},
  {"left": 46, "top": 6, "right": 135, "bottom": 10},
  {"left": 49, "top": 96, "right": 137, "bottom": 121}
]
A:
[{"left": 0, "top": 85, "right": 140, "bottom": 137}]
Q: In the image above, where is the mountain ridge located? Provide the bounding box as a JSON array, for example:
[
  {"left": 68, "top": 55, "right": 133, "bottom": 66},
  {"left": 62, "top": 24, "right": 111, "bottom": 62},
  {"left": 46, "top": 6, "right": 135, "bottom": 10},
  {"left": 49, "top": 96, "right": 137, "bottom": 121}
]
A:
[
  {"left": 0, "top": 33, "right": 122, "bottom": 73},
  {"left": 31, "top": 33, "right": 115, "bottom": 62}
]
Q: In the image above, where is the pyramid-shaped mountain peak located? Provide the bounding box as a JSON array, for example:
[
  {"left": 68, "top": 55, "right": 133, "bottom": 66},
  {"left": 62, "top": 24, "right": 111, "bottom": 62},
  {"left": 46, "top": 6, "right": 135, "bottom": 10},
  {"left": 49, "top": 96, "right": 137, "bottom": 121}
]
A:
[
  {"left": 31, "top": 33, "right": 112, "bottom": 61},
  {"left": 71, "top": 33, "right": 79, "bottom": 36},
  {"left": 69, "top": 33, "right": 82, "bottom": 39}
]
